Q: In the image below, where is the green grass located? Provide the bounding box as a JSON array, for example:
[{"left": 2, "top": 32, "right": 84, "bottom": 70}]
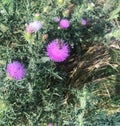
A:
[{"left": 0, "top": 0, "right": 120, "bottom": 125}]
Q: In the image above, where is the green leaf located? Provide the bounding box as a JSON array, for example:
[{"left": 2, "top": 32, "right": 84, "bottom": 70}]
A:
[
  {"left": 2, "top": 0, "right": 14, "bottom": 14},
  {"left": 109, "top": 5, "right": 120, "bottom": 20},
  {"left": 40, "top": 57, "right": 50, "bottom": 63},
  {"left": 105, "top": 30, "right": 120, "bottom": 40},
  {"left": 0, "top": 23, "right": 8, "bottom": 32}
]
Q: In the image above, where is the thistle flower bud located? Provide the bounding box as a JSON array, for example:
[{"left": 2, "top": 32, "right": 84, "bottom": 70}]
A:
[
  {"left": 42, "top": 34, "right": 48, "bottom": 41},
  {"left": 57, "top": 26, "right": 60, "bottom": 29},
  {"left": 34, "top": 13, "right": 40, "bottom": 20},
  {"left": 43, "top": 6, "right": 51, "bottom": 13},
  {"left": 57, "top": 0, "right": 64, "bottom": 5},
  {"left": 24, "top": 32, "right": 32, "bottom": 41},
  {"left": 0, "top": 100, "right": 8, "bottom": 116},
  {"left": 63, "top": 9, "right": 70, "bottom": 17}
]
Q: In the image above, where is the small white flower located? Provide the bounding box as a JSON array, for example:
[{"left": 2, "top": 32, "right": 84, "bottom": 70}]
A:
[{"left": 26, "top": 21, "right": 43, "bottom": 34}]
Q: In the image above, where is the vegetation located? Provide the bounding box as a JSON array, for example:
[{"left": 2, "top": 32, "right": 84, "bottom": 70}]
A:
[{"left": 0, "top": 0, "right": 120, "bottom": 125}]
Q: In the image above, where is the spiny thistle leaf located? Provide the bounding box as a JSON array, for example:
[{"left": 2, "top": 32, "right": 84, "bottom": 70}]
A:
[
  {"left": 0, "top": 23, "right": 8, "bottom": 33},
  {"left": 2, "top": 0, "right": 14, "bottom": 14},
  {"left": 103, "top": 0, "right": 116, "bottom": 12},
  {"left": 105, "top": 30, "right": 120, "bottom": 40},
  {"left": 108, "top": 4, "right": 120, "bottom": 20}
]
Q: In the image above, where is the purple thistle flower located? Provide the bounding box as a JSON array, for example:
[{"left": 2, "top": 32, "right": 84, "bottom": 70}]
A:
[
  {"left": 48, "top": 123, "right": 53, "bottom": 126},
  {"left": 54, "top": 17, "right": 60, "bottom": 22},
  {"left": 7, "top": 61, "right": 25, "bottom": 80},
  {"left": 60, "top": 19, "right": 70, "bottom": 29},
  {"left": 26, "top": 21, "right": 42, "bottom": 34},
  {"left": 47, "top": 39, "right": 70, "bottom": 62},
  {"left": 81, "top": 18, "right": 87, "bottom": 25}
]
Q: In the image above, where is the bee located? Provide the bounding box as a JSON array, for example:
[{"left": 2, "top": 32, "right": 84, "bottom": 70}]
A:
[{"left": 56, "top": 39, "right": 62, "bottom": 49}]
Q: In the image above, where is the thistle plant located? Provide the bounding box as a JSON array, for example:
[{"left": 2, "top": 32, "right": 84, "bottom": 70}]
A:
[{"left": 0, "top": 0, "right": 120, "bottom": 126}]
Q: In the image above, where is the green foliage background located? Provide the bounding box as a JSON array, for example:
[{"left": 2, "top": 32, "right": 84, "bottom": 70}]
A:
[{"left": 0, "top": 0, "right": 120, "bottom": 125}]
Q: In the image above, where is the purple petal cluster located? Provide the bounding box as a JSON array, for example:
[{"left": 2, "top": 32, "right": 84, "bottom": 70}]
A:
[
  {"left": 7, "top": 61, "right": 25, "bottom": 80},
  {"left": 81, "top": 18, "right": 87, "bottom": 25},
  {"left": 26, "top": 21, "right": 42, "bottom": 34},
  {"left": 60, "top": 19, "right": 70, "bottom": 29},
  {"left": 54, "top": 17, "right": 60, "bottom": 22},
  {"left": 48, "top": 123, "right": 53, "bottom": 126},
  {"left": 47, "top": 39, "right": 70, "bottom": 62}
]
